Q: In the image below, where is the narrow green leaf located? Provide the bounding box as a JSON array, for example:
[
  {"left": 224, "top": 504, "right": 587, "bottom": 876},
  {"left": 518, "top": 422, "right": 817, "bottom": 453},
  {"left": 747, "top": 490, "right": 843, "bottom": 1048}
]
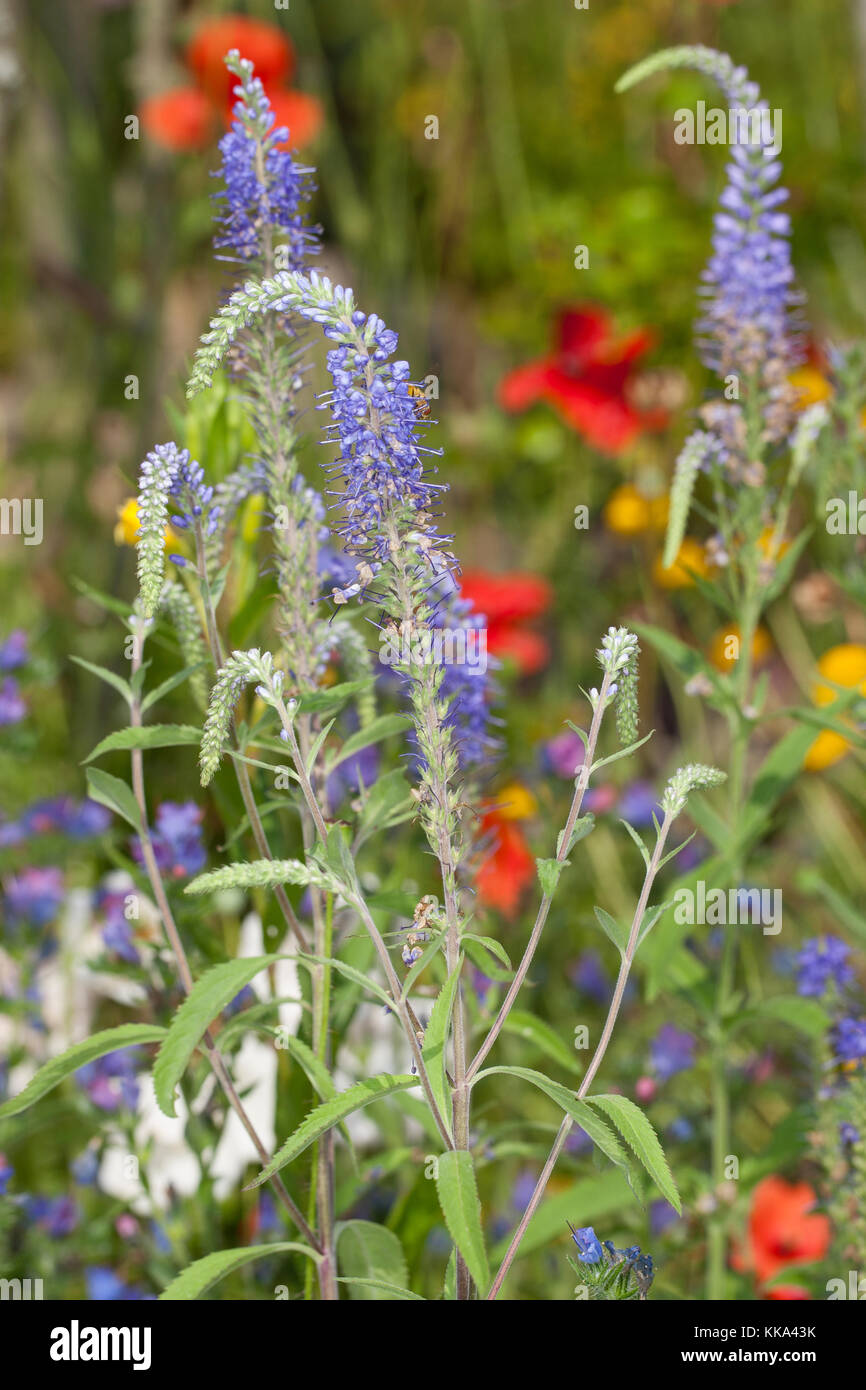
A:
[
  {"left": 500, "top": 1013, "right": 582, "bottom": 1075},
  {"left": 153, "top": 957, "right": 280, "bottom": 1116},
  {"left": 336, "top": 1278, "right": 424, "bottom": 1300},
  {"left": 473, "top": 1066, "right": 630, "bottom": 1176},
  {"left": 0, "top": 1025, "right": 166, "bottom": 1121},
  {"left": 735, "top": 995, "right": 829, "bottom": 1040},
  {"left": 421, "top": 969, "right": 459, "bottom": 1132},
  {"left": 593, "top": 905, "right": 629, "bottom": 956},
  {"left": 587, "top": 1093, "right": 681, "bottom": 1213},
  {"left": 70, "top": 655, "right": 132, "bottom": 704},
  {"left": 159, "top": 1243, "right": 318, "bottom": 1300},
  {"left": 337, "top": 1220, "right": 411, "bottom": 1301},
  {"left": 329, "top": 714, "right": 412, "bottom": 769},
  {"left": 434, "top": 1150, "right": 490, "bottom": 1295},
  {"left": 141, "top": 664, "right": 209, "bottom": 714},
  {"left": 85, "top": 768, "right": 142, "bottom": 833},
  {"left": 247, "top": 1074, "right": 418, "bottom": 1189},
  {"left": 85, "top": 724, "right": 202, "bottom": 762},
  {"left": 536, "top": 857, "right": 566, "bottom": 897}
]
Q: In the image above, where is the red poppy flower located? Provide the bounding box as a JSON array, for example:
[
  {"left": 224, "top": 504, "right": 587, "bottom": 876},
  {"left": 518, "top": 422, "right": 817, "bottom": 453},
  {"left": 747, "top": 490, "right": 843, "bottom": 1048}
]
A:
[
  {"left": 139, "top": 88, "right": 213, "bottom": 152},
  {"left": 499, "top": 306, "right": 668, "bottom": 456},
  {"left": 475, "top": 809, "right": 535, "bottom": 919},
  {"left": 186, "top": 16, "right": 294, "bottom": 103},
  {"left": 732, "top": 1176, "right": 830, "bottom": 1298},
  {"left": 140, "top": 14, "right": 322, "bottom": 153},
  {"left": 459, "top": 570, "right": 552, "bottom": 676}
]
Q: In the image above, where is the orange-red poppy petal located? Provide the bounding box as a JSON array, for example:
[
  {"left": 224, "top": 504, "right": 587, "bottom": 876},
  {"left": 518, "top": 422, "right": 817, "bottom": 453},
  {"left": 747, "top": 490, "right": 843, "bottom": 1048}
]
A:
[
  {"left": 140, "top": 87, "right": 213, "bottom": 151},
  {"left": 186, "top": 16, "right": 294, "bottom": 102}
]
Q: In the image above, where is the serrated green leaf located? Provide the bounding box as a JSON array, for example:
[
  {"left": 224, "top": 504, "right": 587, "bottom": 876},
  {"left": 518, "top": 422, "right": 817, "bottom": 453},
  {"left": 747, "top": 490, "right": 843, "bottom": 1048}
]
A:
[
  {"left": 153, "top": 957, "right": 280, "bottom": 1116},
  {"left": 337, "top": 1220, "right": 411, "bottom": 1301},
  {"left": 247, "top": 1074, "right": 418, "bottom": 1189},
  {"left": 85, "top": 768, "right": 142, "bottom": 833},
  {"left": 499, "top": 1014, "right": 582, "bottom": 1075},
  {"left": 473, "top": 1067, "right": 630, "bottom": 1178},
  {"left": 0, "top": 1025, "right": 166, "bottom": 1121},
  {"left": 85, "top": 724, "right": 202, "bottom": 762},
  {"left": 587, "top": 1093, "right": 681, "bottom": 1212},
  {"left": 537, "top": 857, "right": 566, "bottom": 897},
  {"left": 159, "top": 1242, "right": 318, "bottom": 1300},
  {"left": 421, "top": 968, "right": 459, "bottom": 1133},
  {"left": 434, "top": 1149, "right": 489, "bottom": 1295}
]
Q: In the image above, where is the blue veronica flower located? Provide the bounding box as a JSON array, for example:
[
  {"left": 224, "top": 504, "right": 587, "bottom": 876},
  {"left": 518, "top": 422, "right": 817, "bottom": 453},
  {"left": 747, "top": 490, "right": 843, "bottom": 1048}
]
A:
[
  {"left": 3, "top": 867, "right": 65, "bottom": 927},
  {"left": 214, "top": 51, "right": 320, "bottom": 269},
  {"left": 0, "top": 629, "right": 27, "bottom": 671},
  {"left": 0, "top": 677, "right": 26, "bottom": 726},
  {"left": 569, "top": 1224, "right": 604, "bottom": 1263},
  {"left": 794, "top": 937, "right": 853, "bottom": 999},
  {"left": 650, "top": 1023, "right": 696, "bottom": 1081},
  {"left": 832, "top": 1017, "right": 866, "bottom": 1065},
  {"left": 687, "top": 48, "right": 803, "bottom": 376}
]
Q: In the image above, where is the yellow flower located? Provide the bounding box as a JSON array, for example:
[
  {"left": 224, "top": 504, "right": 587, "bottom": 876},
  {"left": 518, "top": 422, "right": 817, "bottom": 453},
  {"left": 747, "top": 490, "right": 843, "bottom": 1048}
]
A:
[
  {"left": 788, "top": 365, "right": 832, "bottom": 411},
  {"left": 497, "top": 781, "right": 537, "bottom": 821},
  {"left": 757, "top": 527, "right": 790, "bottom": 564},
  {"left": 114, "top": 497, "right": 173, "bottom": 552},
  {"left": 114, "top": 498, "right": 142, "bottom": 547},
  {"left": 804, "top": 643, "right": 866, "bottom": 771},
  {"left": 603, "top": 483, "right": 651, "bottom": 536},
  {"left": 709, "top": 624, "right": 773, "bottom": 673},
  {"left": 652, "top": 538, "right": 709, "bottom": 590}
]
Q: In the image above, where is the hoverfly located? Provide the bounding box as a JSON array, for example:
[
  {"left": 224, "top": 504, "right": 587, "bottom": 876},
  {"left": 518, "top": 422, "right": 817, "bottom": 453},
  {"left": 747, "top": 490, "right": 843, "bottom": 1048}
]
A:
[{"left": 406, "top": 383, "right": 431, "bottom": 419}]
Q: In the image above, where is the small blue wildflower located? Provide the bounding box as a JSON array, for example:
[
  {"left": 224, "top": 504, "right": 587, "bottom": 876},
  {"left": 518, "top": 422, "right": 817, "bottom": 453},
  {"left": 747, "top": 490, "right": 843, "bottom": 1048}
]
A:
[
  {"left": 29, "top": 1195, "right": 79, "bottom": 1237},
  {"left": 570, "top": 1224, "right": 604, "bottom": 1263},
  {"left": 71, "top": 1150, "right": 100, "bottom": 1186},
  {"left": 832, "top": 1017, "right": 866, "bottom": 1065},
  {"left": 0, "top": 630, "right": 27, "bottom": 671},
  {"left": 0, "top": 1153, "right": 13, "bottom": 1195},
  {"left": 840, "top": 1123, "right": 860, "bottom": 1148},
  {"left": 795, "top": 937, "right": 853, "bottom": 999},
  {"left": 650, "top": 1023, "right": 696, "bottom": 1081},
  {"left": 133, "top": 801, "right": 206, "bottom": 879},
  {"left": 77, "top": 1050, "right": 140, "bottom": 1113},
  {"left": 3, "top": 867, "right": 65, "bottom": 927},
  {"left": 0, "top": 677, "right": 26, "bottom": 726}
]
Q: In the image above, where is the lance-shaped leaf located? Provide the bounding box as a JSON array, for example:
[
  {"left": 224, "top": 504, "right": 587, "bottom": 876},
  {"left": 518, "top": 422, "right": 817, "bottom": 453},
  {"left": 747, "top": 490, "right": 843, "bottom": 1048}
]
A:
[
  {"left": 473, "top": 1066, "right": 630, "bottom": 1176},
  {"left": 434, "top": 1150, "right": 489, "bottom": 1295},
  {"left": 85, "top": 768, "right": 142, "bottom": 833},
  {"left": 246, "top": 1074, "right": 418, "bottom": 1189},
  {"left": 153, "top": 956, "right": 281, "bottom": 1116},
  {"left": 421, "top": 968, "right": 459, "bottom": 1134},
  {"left": 0, "top": 1025, "right": 166, "bottom": 1121},
  {"left": 85, "top": 724, "right": 202, "bottom": 761},
  {"left": 337, "top": 1220, "right": 411, "bottom": 1301},
  {"left": 160, "top": 1242, "right": 319, "bottom": 1300},
  {"left": 586, "top": 1093, "right": 681, "bottom": 1212}
]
